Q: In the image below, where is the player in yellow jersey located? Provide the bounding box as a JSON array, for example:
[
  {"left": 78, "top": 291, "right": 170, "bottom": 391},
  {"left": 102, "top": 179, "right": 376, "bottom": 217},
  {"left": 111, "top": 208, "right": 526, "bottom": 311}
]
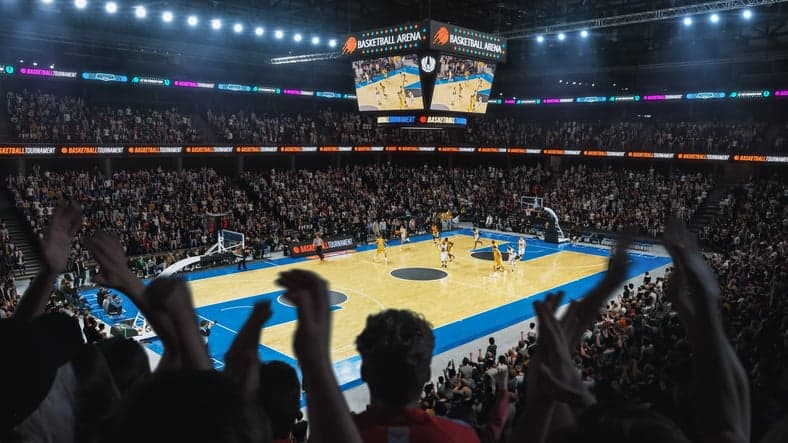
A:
[
  {"left": 398, "top": 87, "right": 405, "bottom": 109},
  {"left": 431, "top": 224, "right": 440, "bottom": 244},
  {"left": 491, "top": 240, "right": 504, "bottom": 272},
  {"left": 375, "top": 235, "right": 388, "bottom": 263},
  {"left": 447, "top": 238, "right": 456, "bottom": 262}
]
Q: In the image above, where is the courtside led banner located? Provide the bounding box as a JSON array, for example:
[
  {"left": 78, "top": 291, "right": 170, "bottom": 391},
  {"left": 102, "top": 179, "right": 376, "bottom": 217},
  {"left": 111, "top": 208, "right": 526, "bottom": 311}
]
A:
[
  {"left": 428, "top": 21, "right": 506, "bottom": 62},
  {"left": 289, "top": 235, "right": 356, "bottom": 257}
]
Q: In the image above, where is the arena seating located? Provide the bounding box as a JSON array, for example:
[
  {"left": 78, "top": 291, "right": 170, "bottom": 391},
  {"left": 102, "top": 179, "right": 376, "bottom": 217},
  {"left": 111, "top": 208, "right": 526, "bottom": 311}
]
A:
[
  {"left": 419, "top": 174, "right": 787, "bottom": 442},
  {"left": 5, "top": 89, "right": 787, "bottom": 153},
  {"left": 6, "top": 90, "right": 200, "bottom": 143}
]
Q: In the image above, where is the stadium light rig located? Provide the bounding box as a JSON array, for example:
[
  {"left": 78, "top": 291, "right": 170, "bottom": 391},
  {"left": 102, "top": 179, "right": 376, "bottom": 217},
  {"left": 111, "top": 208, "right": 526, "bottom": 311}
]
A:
[
  {"left": 270, "top": 52, "right": 343, "bottom": 65},
  {"left": 162, "top": 11, "right": 174, "bottom": 23},
  {"left": 105, "top": 2, "right": 118, "bottom": 14},
  {"left": 187, "top": 16, "right": 199, "bottom": 27},
  {"left": 74, "top": 0, "right": 87, "bottom": 10},
  {"left": 134, "top": 5, "right": 147, "bottom": 19}
]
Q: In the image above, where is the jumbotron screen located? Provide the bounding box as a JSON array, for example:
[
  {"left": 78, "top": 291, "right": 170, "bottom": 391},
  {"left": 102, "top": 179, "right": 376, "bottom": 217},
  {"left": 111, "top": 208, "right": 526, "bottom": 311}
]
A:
[
  {"left": 352, "top": 54, "right": 424, "bottom": 111},
  {"left": 430, "top": 55, "right": 495, "bottom": 113}
]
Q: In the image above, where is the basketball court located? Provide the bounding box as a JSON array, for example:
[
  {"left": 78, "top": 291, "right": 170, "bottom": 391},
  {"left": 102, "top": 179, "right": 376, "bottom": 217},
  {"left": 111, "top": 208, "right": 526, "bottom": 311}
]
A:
[{"left": 80, "top": 228, "right": 670, "bottom": 390}]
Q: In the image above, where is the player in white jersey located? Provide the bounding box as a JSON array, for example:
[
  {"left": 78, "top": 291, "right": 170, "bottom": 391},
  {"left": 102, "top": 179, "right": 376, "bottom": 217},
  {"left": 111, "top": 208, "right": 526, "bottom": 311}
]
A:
[
  {"left": 400, "top": 224, "right": 410, "bottom": 243},
  {"left": 507, "top": 245, "right": 518, "bottom": 272},
  {"left": 518, "top": 236, "right": 526, "bottom": 260},
  {"left": 440, "top": 238, "right": 450, "bottom": 268},
  {"left": 472, "top": 227, "right": 483, "bottom": 249}
]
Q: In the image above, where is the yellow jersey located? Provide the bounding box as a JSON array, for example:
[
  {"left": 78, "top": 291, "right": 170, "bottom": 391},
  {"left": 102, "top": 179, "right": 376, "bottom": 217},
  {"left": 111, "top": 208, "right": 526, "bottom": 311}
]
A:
[{"left": 376, "top": 238, "right": 385, "bottom": 251}]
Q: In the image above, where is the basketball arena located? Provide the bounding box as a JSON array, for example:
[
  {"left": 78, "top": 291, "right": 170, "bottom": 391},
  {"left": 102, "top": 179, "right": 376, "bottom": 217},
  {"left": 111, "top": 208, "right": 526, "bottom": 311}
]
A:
[{"left": 0, "top": 1, "right": 786, "bottom": 443}]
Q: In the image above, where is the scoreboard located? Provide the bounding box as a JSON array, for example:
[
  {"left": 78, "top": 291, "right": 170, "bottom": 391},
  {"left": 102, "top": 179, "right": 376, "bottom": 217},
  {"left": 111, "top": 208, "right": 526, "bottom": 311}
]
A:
[{"left": 342, "top": 20, "right": 506, "bottom": 119}]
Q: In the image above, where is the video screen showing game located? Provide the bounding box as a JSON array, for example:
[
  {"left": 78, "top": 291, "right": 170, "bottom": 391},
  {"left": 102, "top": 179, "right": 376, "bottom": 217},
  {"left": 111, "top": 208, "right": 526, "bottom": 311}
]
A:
[
  {"left": 429, "top": 55, "right": 495, "bottom": 113},
  {"left": 352, "top": 54, "right": 424, "bottom": 111}
]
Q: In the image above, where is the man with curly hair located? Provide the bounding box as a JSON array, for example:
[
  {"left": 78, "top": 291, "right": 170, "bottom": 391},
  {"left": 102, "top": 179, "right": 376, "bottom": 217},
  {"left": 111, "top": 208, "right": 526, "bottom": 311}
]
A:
[{"left": 353, "top": 309, "right": 508, "bottom": 442}]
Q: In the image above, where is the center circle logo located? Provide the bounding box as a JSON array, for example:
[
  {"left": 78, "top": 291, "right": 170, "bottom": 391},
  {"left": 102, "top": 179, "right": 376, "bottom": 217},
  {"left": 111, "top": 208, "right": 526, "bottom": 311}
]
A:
[{"left": 420, "top": 56, "right": 436, "bottom": 73}]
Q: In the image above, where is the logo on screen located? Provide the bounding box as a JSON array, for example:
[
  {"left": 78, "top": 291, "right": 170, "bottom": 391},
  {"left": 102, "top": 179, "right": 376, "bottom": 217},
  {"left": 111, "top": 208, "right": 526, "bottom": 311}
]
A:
[
  {"left": 420, "top": 56, "right": 436, "bottom": 73},
  {"left": 342, "top": 36, "right": 358, "bottom": 54},
  {"left": 433, "top": 27, "right": 449, "bottom": 45}
]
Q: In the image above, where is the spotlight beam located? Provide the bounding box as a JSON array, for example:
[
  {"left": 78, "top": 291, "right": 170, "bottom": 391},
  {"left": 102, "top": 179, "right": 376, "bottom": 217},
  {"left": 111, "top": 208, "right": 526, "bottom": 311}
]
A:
[{"left": 503, "top": 0, "right": 786, "bottom": 40}]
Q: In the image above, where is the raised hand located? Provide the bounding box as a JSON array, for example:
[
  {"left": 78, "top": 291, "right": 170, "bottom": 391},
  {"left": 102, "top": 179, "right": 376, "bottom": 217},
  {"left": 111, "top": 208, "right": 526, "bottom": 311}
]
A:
[
  {"left": 275, "top": 269, "right": 362, "bottom": 443},
  {"left": 662, "top": 218, "right": 750, "bottom": 443},
  {"left": 563, "top": 229, "right": 634, "bottom": 349},
  {"left": 275, "top": 269, "right": 331, "bottom": 369},
  {"left": 143, "top": 277, "right": 211, "bottom": 371},
  {"left": 534, "top": 300, "right": 596, "bottom": 413},
  {"left": 86, "top": 231, "right": 144, "bottom": 301},
  {"left": 40, "top": 200, "right": 83, "bottom": 275},
  {"left": 14, "top": 201, "right": 83, "bottom": 320},
  {"left": 224, "top": 302, "right": 273, "bottom": 395}
]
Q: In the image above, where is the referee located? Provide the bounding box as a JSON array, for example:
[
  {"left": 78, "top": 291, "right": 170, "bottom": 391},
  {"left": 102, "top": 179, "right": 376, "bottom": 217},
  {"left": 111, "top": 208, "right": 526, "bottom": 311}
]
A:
[{"left": 313, "top": 232, "right": 325, "bottom": 261}]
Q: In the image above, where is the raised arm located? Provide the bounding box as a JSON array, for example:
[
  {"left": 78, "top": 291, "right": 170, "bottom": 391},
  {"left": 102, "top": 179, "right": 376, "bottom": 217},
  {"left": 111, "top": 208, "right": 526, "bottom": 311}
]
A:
[
  {"left": 14, "top": 201, "right": 83, "bottom": 320},
  {"left": 276, "top": 269, "right": 362, "bottom": 443},
  {"left": 662, "top": 219, "right": 750, "bottom": 443}
]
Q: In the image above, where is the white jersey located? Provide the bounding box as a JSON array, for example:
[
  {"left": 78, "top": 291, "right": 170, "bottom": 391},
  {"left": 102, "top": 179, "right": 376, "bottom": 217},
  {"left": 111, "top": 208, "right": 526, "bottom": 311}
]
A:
[
  {"left": 400, "top": 226, "right": 408, "bottom": 241},
  {"left": 507, "top": 247, "right": 517, "bottom": 262},
  {"left": 473, "top": 230, "right": 480, "bottom": 241},
  {"left": 518, "top": 238, "right": 526, "bottom": 256},
  {"left": 440, "top": 243, "right": 449, "bottom": 261}
]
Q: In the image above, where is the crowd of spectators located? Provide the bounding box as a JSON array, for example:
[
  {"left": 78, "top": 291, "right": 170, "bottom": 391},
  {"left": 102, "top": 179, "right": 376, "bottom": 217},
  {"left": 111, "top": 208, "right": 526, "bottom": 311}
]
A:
[
  {"left": 4, "top": 196, "right": 784, "bottom": 442},
  {"left": 418, "top": 174, "right": 787, "bottom": 442},
  {"left": 6, "top": 89, "right": 786, "bottom": 153},
  {"left": 244, "top": 163, "right": 551, "bottom": 245},
  {"left": 6, "top": 90, "right": 200, "bottom": 143},
  {"left": 5, "top": 162, "right": 717, "bottom": 280},
  {"left": 5, "top": 166, "right": 263, "bottom": 278},
  {"left": 465, "top": 118, "right": 775, "bottom": 153},
  {"left": 545, "top": 164, "right": 714, "bottom": 237}
]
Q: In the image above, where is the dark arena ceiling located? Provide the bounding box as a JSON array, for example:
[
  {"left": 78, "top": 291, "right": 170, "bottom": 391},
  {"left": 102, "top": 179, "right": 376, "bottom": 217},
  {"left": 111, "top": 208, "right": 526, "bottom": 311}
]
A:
[{"left": 1, "top": 0, "right": 787, "bottom": 94}]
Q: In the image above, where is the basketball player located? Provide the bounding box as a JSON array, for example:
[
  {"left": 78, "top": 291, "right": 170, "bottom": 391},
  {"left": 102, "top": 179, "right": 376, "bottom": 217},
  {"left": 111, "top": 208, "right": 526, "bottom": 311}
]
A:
[
  {"left": 375, "top": 86, "right": 382, "bottom": 106},
  {"left": 431, "top": 223, "right": 440, "bottom": 245},
  {"left": 398, "top": 87, "right": 405, "bottom": 109},
  {"left": 400, "top": 224, "right": 410, "bottom": 244},
  {"left": 518, "top": 236, "right": 526, "bottom": 261},
  {"left": 375, "top": 235, "right": 388, "bottom": 263},
  {"left": 313, "top": 233, "right": 325, "bottom": 261},
  {"left": 451, "top": 86, "right": 457, "bottom": 107},
  {"left": 447, "top": 238, "right": 456, "bottom": 262},
  {"left": 406, "top": 90, "right": 414, "bottom": 107},
  {"left": 507, "top": 245, "right": 518, "bottom": 272},
  {"left": 440, "top": 238, "right": 449, "bottom": 268},
  {"left": 472, "top": 228, "right": 483, "bottom": 249},
  {"left": 400, "top": 70, "right": 406, "bottom": 85},
  {"left": 491, "top": 240, "right": 504, "bottom": 273}
]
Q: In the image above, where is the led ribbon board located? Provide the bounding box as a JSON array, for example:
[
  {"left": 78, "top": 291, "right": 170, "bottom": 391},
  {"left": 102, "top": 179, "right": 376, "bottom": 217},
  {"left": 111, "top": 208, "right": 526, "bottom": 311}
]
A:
[{"left": 82, "top": 72, "right": 128, "bottom": 83}]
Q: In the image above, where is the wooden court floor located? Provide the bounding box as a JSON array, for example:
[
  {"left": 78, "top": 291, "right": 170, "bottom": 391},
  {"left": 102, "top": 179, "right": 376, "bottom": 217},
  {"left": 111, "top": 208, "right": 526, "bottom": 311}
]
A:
[{"left": 188, "top": 234, "right": 609, "bottom": 363}]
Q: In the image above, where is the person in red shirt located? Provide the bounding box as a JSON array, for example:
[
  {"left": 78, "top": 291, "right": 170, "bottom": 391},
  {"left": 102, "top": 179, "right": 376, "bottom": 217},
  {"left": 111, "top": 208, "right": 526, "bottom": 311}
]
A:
[{"left": 353, "top": 309, "right": 508, "bottom": 443}]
